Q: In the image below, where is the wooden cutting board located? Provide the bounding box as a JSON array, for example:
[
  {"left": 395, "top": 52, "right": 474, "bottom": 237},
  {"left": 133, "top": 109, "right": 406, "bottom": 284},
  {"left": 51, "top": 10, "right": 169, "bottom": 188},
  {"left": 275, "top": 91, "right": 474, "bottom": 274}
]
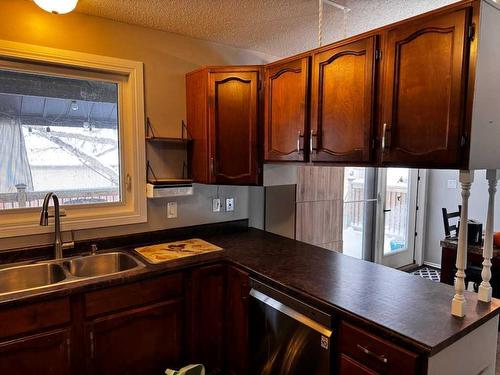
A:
[{"left": 134, "top": 238, "right": 223, "bottom": 264}]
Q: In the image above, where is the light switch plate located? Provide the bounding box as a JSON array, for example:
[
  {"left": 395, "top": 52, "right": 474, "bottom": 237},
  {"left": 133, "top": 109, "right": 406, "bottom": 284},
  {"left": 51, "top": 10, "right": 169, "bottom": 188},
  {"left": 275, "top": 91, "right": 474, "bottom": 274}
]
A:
[
  {"left": 226, "top": 197, "right": 234, "bottom": 212},
  {"left": 167, "top": 202, "right": 177, "bottom": 218},
  {"left": 212, "top": 198, "right": 221, "bottom": 212}
]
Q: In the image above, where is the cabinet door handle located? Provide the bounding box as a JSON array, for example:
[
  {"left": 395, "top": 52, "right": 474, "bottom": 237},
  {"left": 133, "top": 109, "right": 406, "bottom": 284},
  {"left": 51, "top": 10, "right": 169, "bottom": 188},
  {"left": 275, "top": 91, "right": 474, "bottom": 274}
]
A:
[
  {"left": 310, "top": 129, "right": 316, "bottom": 155},
  {"left": 296, "top": 131, "right": 304, "bottom": 153},
  {"left": 357, "top": 344, "right": 388, "bottom": 364},
  {"left": 381, "top": 123, "right": 390, "bottom": 151},
  {"left": 89, "top": 331, "right": 95, "bottom": 359},
  {"left": 210, "top": 157, "right": 215, "bottom": 176}
]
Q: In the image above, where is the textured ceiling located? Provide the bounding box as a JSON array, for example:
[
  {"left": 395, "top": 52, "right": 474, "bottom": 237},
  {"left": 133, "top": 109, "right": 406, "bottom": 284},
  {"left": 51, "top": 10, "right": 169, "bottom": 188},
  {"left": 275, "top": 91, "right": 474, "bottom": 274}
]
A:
[{"left": 74, "top": 0, "right": 458, "bottom": 57}]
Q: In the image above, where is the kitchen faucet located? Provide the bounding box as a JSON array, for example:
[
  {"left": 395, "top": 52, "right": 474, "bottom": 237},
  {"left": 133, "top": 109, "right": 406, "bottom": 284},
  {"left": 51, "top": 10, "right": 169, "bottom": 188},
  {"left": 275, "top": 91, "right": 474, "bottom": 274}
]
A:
[{"left": 39, "top": 192, "right": 74, "bottom": 259}]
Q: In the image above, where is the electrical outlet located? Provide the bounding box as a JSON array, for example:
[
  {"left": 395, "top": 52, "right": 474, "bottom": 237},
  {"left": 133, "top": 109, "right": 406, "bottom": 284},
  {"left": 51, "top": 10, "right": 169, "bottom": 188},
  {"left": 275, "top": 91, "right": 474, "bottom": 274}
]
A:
[
  {"left": 447, "top": 179, "right": 457, "bottom": 189},
  {"left": 226, "top": 197, "right": 234, "bottom": 212},
  {"left": 212, "top": 198, "right": 221, "bottom": 212},
  {"left": 167, "top": 202, "right": 177, "bottom": 218}
]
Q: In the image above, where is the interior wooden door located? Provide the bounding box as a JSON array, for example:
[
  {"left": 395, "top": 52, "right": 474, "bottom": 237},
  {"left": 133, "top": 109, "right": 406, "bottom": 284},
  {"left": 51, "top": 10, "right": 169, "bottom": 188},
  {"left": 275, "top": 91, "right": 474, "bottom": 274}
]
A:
[
  {"left": 380, "top": 8, "right": 469, "bottom": 166},
  {"left": 209, "top": 71, "right": 259, "bottom": 185},
  {"left": 0, "top": 329, "right": 71, "bottom": 375},
  {"left": 311, "top": 36, "right": 376, "bottom": 163},
  {"left": 264, "top": 57, "right": 309, "bottom": 162},
  {"left": 86, "top": 300, "right": 183, "bottom": 375}
]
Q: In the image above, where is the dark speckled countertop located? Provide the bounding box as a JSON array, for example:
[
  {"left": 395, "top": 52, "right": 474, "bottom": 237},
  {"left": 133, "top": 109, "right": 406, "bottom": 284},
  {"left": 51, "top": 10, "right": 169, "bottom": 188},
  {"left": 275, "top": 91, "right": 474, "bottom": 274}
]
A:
[{"left": 0, "top": 222, "right": 498, "bottom": 357}]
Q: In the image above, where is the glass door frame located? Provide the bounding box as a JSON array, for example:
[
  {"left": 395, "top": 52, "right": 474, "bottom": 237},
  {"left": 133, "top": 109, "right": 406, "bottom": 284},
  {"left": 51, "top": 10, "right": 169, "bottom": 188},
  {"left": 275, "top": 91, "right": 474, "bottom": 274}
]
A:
[{"left": 373, "top": 168, "right": 419, "bottom": 268}]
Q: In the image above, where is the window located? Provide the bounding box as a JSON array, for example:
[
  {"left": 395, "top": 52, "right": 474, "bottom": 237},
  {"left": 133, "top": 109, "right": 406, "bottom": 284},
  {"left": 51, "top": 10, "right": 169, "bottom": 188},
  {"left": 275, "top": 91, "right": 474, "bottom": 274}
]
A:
[
  {"left": 0, "top": 70, "right": 121, "bottom": 209},
  {"left": 0, "top": 40, "right": 146, "bottom": 238}
]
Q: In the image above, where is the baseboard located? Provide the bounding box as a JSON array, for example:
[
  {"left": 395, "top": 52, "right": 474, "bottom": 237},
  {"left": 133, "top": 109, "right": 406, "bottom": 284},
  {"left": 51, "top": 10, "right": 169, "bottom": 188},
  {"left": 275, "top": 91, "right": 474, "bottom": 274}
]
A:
[{"left": 423, "top": 261, "right": 441, "bottom": 269}]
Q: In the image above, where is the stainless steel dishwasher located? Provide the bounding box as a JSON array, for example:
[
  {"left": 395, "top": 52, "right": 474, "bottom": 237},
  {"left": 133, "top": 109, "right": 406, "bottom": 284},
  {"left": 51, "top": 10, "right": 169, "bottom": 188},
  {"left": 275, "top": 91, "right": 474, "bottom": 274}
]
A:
[{"left": 249, "top": 279, "right": 332, "bottom": 374}]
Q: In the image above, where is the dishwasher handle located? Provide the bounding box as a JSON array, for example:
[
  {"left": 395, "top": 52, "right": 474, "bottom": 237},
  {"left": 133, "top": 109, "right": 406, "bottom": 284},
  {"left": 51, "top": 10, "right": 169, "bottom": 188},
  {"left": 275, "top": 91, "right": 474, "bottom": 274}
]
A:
[{"left": 250, "top": 288, "right": 332, "bottom": 338}]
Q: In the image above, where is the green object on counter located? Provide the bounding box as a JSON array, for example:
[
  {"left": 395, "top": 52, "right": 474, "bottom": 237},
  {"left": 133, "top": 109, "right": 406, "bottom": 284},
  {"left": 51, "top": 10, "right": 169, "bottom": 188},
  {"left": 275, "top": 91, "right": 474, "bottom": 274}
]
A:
[{"left": 165, "top": 364, "right": 205, "bottom": 375}]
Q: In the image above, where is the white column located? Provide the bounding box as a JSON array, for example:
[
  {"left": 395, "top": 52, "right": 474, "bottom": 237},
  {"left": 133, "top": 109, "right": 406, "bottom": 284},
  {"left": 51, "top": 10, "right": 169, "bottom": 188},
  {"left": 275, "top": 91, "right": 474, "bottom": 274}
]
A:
[
  {"left": 452, "top": 170, "right": 474, "bottom": 317},
  {"left": 478, "top": 170, "right": 499, "bottom": 302}
]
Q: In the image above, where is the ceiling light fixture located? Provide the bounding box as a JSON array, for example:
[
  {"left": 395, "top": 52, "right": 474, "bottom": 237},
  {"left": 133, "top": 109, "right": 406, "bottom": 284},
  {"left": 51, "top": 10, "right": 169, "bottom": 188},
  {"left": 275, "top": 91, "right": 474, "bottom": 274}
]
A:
[{"left": 33, "top": 0, "right": 79, "bottom": 15}]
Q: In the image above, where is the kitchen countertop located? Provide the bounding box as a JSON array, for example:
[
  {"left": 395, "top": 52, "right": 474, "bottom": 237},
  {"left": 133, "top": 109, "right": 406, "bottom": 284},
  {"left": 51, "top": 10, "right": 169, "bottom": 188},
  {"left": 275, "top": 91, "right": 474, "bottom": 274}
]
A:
[
  {"left": 441, "top": 237, "right": 500, "bottom": 257},
  {"left": 0, "top": 222, "right": 498, "bottom": 357}
]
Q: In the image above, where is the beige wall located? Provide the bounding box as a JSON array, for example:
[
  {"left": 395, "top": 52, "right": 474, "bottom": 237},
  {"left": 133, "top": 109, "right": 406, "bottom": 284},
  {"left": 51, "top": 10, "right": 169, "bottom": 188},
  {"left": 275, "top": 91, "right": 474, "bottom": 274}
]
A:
[{"left": 0, "top": 0, "right": 275, "bottom": 251}]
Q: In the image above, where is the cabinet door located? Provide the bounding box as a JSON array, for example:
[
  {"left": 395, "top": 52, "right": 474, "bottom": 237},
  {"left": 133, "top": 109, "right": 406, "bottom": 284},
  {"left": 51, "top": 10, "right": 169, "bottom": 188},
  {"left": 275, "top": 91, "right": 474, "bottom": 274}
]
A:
[
  {"left": 189, "top": 264, "right": 226, "bottom": 372},
  {"left": 0, "top": 328, "right": 71, "bottom": 375},
  {"left": 339, "top": 354, "right": 379, "bottom": 375},
  {"left": 264, "top": 57, "right": 309, "bottom": 162},
  {"left": 311, "top": 36, "right": 376, "bottom": 163},
  {"left": 380, "top": 8, "right": 469, "bottom": 166},
  {"left": 226, "top": 266, "right": 250, "bottom": 375},
  {"left": 209, "top": 71, "right": 259, "bottom": 185},
  {"left": 86, "top": 300, "right": 183, "bottom": 375}
]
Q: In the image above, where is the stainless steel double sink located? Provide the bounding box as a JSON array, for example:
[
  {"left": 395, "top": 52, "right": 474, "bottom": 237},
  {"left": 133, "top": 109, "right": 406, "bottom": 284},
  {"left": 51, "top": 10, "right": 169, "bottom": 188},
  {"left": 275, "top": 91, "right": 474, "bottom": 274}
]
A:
[{"left": 0, "top": 252, "right": 145, "bottom": 296}]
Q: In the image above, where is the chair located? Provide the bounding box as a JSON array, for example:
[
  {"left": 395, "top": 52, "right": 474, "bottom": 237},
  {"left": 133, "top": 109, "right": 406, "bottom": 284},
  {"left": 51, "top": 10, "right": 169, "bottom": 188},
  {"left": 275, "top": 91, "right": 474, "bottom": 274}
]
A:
[{"left": 442, "top": 205, "right": 461, "bottom": 238}]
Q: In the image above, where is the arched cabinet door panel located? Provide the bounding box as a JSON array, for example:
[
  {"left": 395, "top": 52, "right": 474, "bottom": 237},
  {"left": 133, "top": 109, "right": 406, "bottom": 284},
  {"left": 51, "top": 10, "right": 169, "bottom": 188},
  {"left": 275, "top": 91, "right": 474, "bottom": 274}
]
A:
[
  {"left": 380, "top": 8, "right": 469, "bottom": 166},
  {"left": 311, "top": 36, "right": 376, "bottom": 163},
  {"left": 264, "top": 57, "right": 310, "bottom": 162},
  {"left": 186, "top": 67, "right": 261, "bottom": 185},
  {"left": 209, "top": 72, "right": 259, "bottom": 185}
]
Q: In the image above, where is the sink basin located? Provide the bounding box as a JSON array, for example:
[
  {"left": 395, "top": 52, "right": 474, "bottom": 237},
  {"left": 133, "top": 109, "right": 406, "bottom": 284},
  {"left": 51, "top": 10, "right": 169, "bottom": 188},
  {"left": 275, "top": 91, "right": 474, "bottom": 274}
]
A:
[
  {"left": 0, "top": 263, "right": 67, "bottom": 295},
  {"left": 64, "top": 252, "right": 141, "bottom": 278}
]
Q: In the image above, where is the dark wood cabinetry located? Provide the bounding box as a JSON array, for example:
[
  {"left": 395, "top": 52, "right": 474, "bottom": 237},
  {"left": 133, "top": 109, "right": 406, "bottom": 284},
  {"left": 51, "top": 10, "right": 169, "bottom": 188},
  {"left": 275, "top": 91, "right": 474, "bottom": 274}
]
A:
[
  {"left": 0, "top": 329, "right": 71, "bottom": 375},
  {"left": 188, "top": 264, "right": 226, "bottom": 372},
  {"left": 264, "top": 57, "right": 310, "bottom": 162},
  {"left": 226, "top": 266, "right": 250, "bottom": 375},
  {"left": 86, "top": 300, "right": 183, "bottom": 375},
  {"left": 311, "top": 36, "right": 376, "bottom": 163},
  {"left": 379, "top": 7, "right": 469, "bottom": 167},
  {"left": 186, "top": 67, "right": 261, "bottom": 185},
  {"left": 339, "top": 321, "right": 421, "bottom": 375}
]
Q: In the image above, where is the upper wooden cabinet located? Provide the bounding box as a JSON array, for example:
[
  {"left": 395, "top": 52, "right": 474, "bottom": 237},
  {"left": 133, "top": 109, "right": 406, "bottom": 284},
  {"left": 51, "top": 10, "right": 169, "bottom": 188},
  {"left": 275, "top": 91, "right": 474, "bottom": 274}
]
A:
[
  {"left": 311, "top": 36, "right": 376, "bottom": 163},
  {"left": 379, "top": 7, "right": 469, "bottom": 167},
  {"left": 264, "top": 57, "right": 310, "bottom": 162},
  {"left": 186, "top": 67, "right": 261, "bottom": 185}
]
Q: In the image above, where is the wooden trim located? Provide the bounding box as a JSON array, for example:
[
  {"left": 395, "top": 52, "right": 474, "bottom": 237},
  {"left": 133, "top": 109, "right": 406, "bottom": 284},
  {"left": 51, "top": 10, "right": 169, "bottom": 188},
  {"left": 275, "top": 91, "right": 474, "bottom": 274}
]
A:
[{"left": 0, "top": 39, "right": 147, "bottom": 238}]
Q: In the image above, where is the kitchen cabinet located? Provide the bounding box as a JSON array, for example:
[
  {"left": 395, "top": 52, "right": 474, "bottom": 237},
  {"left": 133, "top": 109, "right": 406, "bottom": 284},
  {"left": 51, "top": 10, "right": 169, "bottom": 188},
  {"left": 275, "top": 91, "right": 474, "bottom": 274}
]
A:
[
  {"left": 0, "top": 329, "right": 72, "bottom": 375},
  {"left": 188, "top": 263, "right": 226, "bottom": 373},
  {"left": 311, "top": 36, "right": 376, "bottom": 163},
  {"left": 264, "top": 57, "right": 310, "bottom": 162},
  {"left": 379, "top": 7, "right": 469, "bottom": 167},
  {"left": 0, "top": 298, "right": 72, "bottom": 374},
  {"left": 186, "top": 67, "right": 261, "bottom": 185},
  {"left": 85, "top": 300, "right": 183, "bottom": 375},
  {"left": 225, "top": 266, "right": 250, "bottom": 375},
  {"left": 339, "top": 321, "right": 421, "bottom": 375}
]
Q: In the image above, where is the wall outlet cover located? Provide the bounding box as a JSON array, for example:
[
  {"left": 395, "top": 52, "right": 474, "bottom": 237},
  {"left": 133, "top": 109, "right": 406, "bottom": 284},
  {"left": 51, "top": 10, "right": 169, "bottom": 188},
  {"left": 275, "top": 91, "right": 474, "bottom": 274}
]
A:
[
  {"left": 447, "top": 179, "right": 457, "bottom": 189},
  {"left": 226, "top": 197, "right": 234, "bottom": 212},
  {"left": 167, "top": 202, "right": 178, "bottom": 218},
  {"left": 212, "top": 198, "right": 221, "bottom": 212}
]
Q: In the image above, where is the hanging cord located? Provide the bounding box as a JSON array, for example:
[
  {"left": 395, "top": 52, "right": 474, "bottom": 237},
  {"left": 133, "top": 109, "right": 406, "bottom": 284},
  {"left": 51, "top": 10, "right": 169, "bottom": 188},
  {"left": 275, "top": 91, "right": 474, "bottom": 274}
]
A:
[
  {"left": 318, "top": 0, "right": 323, "bottom": 47},
  {"left": 319, "top": 0, "right": 351, "bottom": 46}
]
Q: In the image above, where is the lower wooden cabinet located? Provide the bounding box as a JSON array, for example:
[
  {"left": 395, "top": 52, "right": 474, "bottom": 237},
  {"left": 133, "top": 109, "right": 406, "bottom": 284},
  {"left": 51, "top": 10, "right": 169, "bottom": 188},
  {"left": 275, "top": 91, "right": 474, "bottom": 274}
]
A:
[
  {"left": 226, "top": 266, "right": 250, "bottom": 375},
  {"left": 339, "top": 321, "right": 421, "bottom": 375},
  {"left": 340, "top": 354, "right": 379, "bottom": 375},
  {"left": 188, "top": 264, "right": 226, "bottom": 373},
  {"left": 0, "top": 328, "right": 71, "bottom": 375},
  {"left": 85, "top": 299, "right": 184, "bottom": 375}
]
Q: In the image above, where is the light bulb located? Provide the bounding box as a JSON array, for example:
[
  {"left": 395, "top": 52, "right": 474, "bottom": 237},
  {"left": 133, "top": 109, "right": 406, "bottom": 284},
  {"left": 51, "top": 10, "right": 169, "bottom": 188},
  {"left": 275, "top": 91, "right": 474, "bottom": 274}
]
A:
[{"left": 33, "top": 0, "right": 78, "bottom": 14}]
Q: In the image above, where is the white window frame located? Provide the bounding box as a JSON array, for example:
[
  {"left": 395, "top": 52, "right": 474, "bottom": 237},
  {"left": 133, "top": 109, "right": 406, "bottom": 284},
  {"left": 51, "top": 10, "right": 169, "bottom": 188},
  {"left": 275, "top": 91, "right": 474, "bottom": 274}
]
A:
[{"left": 0, "top": 40, "right": 146, "bottom": 238}]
